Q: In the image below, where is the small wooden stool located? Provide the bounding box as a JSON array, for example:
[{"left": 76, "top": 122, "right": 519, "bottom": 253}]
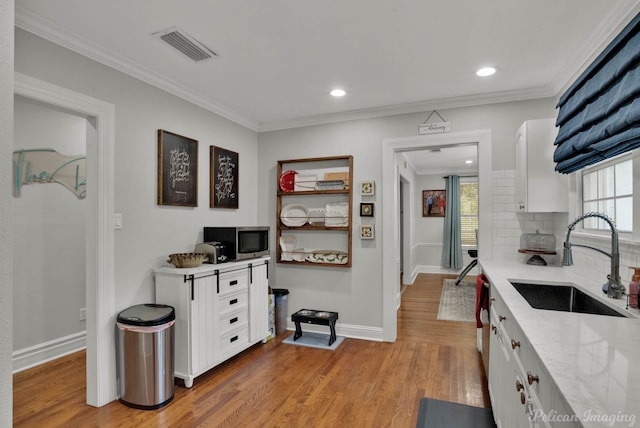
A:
[{"left": 291, "top": 309, "right": 339, "bottom": 346}]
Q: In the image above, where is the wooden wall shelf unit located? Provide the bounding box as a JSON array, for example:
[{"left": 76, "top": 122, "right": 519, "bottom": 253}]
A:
[{"left": 276, "top": 155, "right": 353, "bottom": 268}]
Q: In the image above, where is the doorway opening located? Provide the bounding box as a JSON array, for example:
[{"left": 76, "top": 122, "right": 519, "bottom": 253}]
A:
[
  {"left": 14, "top": 73, "right": 116, "bottom": 406},
  {"left": 381, "top": 130, "right": 492, "bottom": 342}
]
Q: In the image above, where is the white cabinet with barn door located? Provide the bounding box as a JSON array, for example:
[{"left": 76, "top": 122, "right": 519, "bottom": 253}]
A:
[
  {"left": 155, "top": 257, "right": 270, "bottom": 388},
  {"left": 515, "top": 119, "right": 568, "bottom": 212}
]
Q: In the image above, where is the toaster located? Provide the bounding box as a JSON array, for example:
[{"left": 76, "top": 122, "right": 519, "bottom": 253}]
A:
[{"left": 194, "top": 241, "right": 229, "bottom": 264}]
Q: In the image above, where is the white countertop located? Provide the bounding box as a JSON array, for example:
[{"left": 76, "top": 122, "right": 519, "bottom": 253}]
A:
[
  {"left": 480, "top": 259, "right": 640, "bottom": 427},
  {"left": 154, "top": 257, "right": 270, "bottom": 276}
]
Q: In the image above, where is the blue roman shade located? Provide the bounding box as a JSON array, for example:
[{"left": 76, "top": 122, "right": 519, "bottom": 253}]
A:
[{"left": 554, "top": 11, "right": 640, "bottom": 174}]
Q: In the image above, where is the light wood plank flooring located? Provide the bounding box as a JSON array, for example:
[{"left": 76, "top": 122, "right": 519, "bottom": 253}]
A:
[{"left": 14, "top": 273, "right": 489, "bottom": 427}]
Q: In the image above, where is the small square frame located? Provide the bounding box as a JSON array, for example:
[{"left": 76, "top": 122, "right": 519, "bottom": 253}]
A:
[
  {"left": 360, "top": 180, "right": 375, "bottom": 196},
  {"left": 360, "top": 202, "right": 374, "bottom": 217},
  {"left": 360, "top": 224, "right": 375, "bottom": 240}
]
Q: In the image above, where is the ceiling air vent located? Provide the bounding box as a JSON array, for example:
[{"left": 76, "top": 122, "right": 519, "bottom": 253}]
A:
[{"left": 153, "top": 26, "right": 217, "bottom": 62}]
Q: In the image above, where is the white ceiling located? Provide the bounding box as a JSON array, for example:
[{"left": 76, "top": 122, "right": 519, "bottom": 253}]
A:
[{"left": 15, "top": 0, "right": 640, "bottom": 135}]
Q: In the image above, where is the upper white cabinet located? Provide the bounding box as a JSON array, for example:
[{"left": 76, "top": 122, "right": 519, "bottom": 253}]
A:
[{"left": 515, "top": 119, "right": 568, "bottom": 212}]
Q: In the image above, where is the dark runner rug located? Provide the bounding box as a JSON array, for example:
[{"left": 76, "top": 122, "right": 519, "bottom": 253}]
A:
[{"left": 416, "top": 398, "right": 496, "bottom": 428}]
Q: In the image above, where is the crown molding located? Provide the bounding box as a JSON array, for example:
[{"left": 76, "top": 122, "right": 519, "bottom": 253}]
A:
[
  {"left": 15, "top": 8, "right": 260, "bottom": 131},
  {"left": 257, "top": 86, "right": 556, "bottom": 132}
]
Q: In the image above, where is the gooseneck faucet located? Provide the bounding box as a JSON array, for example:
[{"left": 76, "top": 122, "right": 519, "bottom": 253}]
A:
[{"left": 561, "top": 212, "right": 624, "bottom": 299}]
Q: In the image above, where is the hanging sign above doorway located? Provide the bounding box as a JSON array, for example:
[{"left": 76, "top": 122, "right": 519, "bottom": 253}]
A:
[
  {"left": 418, "top": 110, "right": 451, "bottom": 135},
  {"left": 13, "top": 148, "right": 87, "bottom": 199}
]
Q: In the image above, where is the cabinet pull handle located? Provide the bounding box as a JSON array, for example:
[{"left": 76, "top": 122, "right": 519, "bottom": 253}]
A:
[
  {"left": 230, "top": 335, "right": 238, "bottom": 343},
  {"left": 230, "top": 317, "right": 238, "bottom": 324},
  {"left": 515, "top": 380, "right": 524, "bottom": 392},
  {"left": 511, "top": 339, "right": 520, "bottom": 349},
  {"left": 499, "top": 315, "right": 506, "bottom": 322},
  {"left": 527, "top": 371, "right": 539, "bottom": 385},
  {"left": 520, "top": 392, "right": 526, "bottom": 405},
  {"left": 230, "top": 298, "right": 238, "bottom": 305},
  {"left": 490, "top": 298, "right": 496, "bottom": 303},
  {"left": 230, "top": 280, "right": 238, "bottom": 286},
  {"left": 491, "top": 324, "right": 497, "bottom": 334}
]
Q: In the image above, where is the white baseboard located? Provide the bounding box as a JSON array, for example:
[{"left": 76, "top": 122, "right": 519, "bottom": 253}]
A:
[
  {"left": 413, "top": 264, "right": 463, "bottom": 276},
  {"left": 13, "top": 331, "right": 87, "bottom": 373},
  {"left": 285, "top": 321, "right": 384, "bottom": 342}
]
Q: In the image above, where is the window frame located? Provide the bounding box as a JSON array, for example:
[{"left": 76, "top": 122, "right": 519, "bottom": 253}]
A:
[
  {"left": 576, "top": 151, "right": 638, "bottom": 241},
  {"left": 460, "top": 178, "right": 478, "bottom": 247}
]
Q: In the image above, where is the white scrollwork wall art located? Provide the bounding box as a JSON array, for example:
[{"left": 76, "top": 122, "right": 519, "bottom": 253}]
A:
[
  {"left": 158, "top": 129, "right": 198, "bottom": 207},
  {"left": 13, "top": 148, "right": 87, "bottom": 199},
  {"left": 210, "top": 146, "right": 239, "bottom": 209}
]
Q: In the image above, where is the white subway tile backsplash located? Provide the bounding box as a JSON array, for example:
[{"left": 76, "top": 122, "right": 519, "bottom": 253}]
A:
[{"left": 491, "top": 169, "right": 640, "bottom": 291}]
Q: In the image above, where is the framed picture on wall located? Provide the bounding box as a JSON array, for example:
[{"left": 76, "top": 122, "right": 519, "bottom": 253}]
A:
[
  {"left": 360, "top": 224, "right": 375, "bottom": 239},
  {"left": 157, "top": 129, "right": 198, "bottom": 207},
  {"left": 360, "top": 202, "right": 374, "bottom": 217},
  {"left": 360, "top": 180, "right": 375, "bottom": 196},
  {"left": 210, "top": 145, "right": 239, "bottom": 209},
  {"left": 422, "top": 189, "right": 446, "bottom": 217}
]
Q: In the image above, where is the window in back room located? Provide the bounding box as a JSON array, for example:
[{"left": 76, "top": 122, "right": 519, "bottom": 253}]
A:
[{"left": 460, "top": 179, "right": 478, "bottom": 246}]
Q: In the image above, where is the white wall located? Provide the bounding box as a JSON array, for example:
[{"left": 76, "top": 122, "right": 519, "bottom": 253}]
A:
[
  {"left": 15, "top": 28, "right": 260, "bottom": 357},
  {"left": 13, "top": 96, "right": 87, "bottom": 352},
  {"left": 0, "top": 0, "right": 14, "bottom": 424},
  {"left": 258, "top": 99, "right": 556, "bottom": 336}
]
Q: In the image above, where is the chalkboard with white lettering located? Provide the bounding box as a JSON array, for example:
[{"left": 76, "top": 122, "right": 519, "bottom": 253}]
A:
[
  {"left": 157, "top": 129, "right": 198, "bottom": 207},
  {"left": 210, "top": 146, "right": 239, "bottom": 209}
]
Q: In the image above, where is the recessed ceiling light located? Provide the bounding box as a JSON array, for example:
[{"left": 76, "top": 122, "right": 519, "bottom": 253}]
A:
[
  {"left": 465, "top": 159, "right": 474, "bottom": 164},
  {"left": 476, "top": 67, "right": 497, "bottom": 77},
  {"left": 330, "top": 89, "right": 346, "bottom": 97}
]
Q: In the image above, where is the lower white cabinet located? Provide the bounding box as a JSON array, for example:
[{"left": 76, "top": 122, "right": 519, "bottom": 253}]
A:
[
  {"left": 155, "top": 257, "right": 270, "bottom": 388},
  {"left": 488, "top": 283, "right": 579, "bottom": 428}
]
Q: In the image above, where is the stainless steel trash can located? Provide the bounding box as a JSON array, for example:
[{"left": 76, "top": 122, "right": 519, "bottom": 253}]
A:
[
  {"left": 116, "top": 304, "right": 175, "bottom": 409},
  {"left": 272, "top": 288, "right": 289, "bottom": 334}
]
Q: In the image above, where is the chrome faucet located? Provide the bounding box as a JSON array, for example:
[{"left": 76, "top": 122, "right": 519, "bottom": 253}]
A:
[{"left": 561, "top": 212, "right": 625, "bottom": 299}]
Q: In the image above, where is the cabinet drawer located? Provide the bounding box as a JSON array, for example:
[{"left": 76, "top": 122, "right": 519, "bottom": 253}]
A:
[
  {"left": 219, "top": 290, "right": 248, "bottom": 313},
  {"left": 219, "top": 270, "right": 248, "bottom": 294},
  {"left": 219, "top": 309, "right": 249, "bottom": 335},
  {"left": 219, "top": 326, "right": 249, "bottom": 354}
]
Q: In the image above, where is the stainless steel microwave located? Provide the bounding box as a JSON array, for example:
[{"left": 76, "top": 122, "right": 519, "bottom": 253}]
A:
[{"left": 203, "top": 226, "right": 270, "bottom": 261}]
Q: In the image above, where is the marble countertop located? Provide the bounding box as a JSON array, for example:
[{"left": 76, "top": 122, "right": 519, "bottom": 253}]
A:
[{"left": 480, "top": 259, "right": 640, "bottom": 427}]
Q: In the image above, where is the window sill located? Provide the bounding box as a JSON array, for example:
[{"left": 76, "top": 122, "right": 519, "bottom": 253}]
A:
[{"left": 571, "top": 230, "right": 639, "bottom": 249}]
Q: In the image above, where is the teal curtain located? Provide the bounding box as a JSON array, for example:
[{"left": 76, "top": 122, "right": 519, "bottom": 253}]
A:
[{"left": 441, "top": 176, "right": 463, "bottom": 269}]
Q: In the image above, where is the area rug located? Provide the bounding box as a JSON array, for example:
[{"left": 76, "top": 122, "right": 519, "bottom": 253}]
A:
[
  {"left": 282, "top": 331, "right": 345, "bottom": 351},
  {"left": 436, "top": 279, "right": 476, "bottom": 322},
  {"left": 416, "top": 398, "right": 495, "bottom": 428}
]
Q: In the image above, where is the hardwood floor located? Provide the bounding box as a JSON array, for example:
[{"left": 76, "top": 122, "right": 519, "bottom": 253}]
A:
[{"left": 14, "top": 273, "right": 489, "bottom": 427}]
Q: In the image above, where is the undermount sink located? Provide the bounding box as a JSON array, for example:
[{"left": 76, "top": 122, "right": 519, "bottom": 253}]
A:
[{"left": 509, "top": 281, "right": 626, "bottom": 317}]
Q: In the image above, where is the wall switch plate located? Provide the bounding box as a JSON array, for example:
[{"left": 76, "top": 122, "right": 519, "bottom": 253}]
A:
[
  {"left": 80, "top": 308, "right": 86, "bottom": 321},
  {"left": 114, "top": 213, "right": 123, "bottom": 229}
]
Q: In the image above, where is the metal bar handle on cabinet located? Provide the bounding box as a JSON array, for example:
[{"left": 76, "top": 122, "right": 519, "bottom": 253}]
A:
[
  {"left": 248, "top": 263, "right": 253, "bottom": 284},
  {"left": 215, "top": 270, "right": 220, "bottom": 293},
  {"left": 184, "top": 274, "right": 195, "bottom": 301}
]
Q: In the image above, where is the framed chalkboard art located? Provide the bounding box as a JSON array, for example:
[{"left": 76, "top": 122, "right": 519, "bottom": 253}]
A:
[
  {"left": 157, "top": 130, "right": 198, "bottom": 207},
  {"left": 210, "top": 146, "right": 239, "bottom": 209}
]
